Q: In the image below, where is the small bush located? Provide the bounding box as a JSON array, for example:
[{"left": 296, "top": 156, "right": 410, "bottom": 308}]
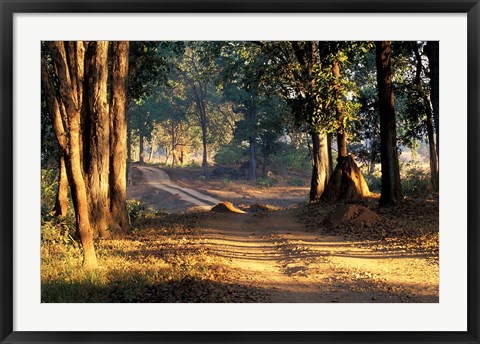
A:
[
  {"left": 127, "top": 199, "right": 147, "bottom": 224},
  {"left": 214, "top": 144, "right": 247, "bottom": 165},
  {"left": 221, "top": 176, "right": 231, "bottom": 186},
  {"left": 401, "top": 165, "right": 432, "bottom": 197},
  {"left": 41, "top": 169, "right": 58, "bottom": 218},
  {"left": 288, "top": 177, "right": 306, "bottom": 187},
  {"left": 364, "top": 171, "right": 382, "bottom": 193},
  {"left": 256, "top": 176, "right": 278, "bottom": 188}
]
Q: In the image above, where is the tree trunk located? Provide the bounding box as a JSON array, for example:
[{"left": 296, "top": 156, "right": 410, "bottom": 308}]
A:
[
  {"left": 54, "top": 154, "right": 69, "bottom": 217},
  {"left": 83, "top": 41, "right": 111, "bottom": 238},
  {"left": 262, "top": 155, "right": 267, "bottom": 177},
  {"left": 309, "top": 131, "right": 330, "bottom": 201},
  {"left": 248, "top": 137, "right": 257, "bottom": 181},
  {"left": 332, "top": 60, "right": 347, "bottom": 158},
  {"left": 43, "top": 42, "right": 97, "bottom": 267},
  {"left": 375, "top": 41, "right": 403, "bottom": 206},
  {"left": 424, "top": 41, "right": 439, "bottom": 157},
  {"left": 43, "top": 41, "right": 131, "bottom": 265},
  {"left": 322, "top": 51, "right": 370, "bottom": 202},
  {"left": 139, "top": 130, "right": 145, "bottom": 163},
  {"left": 425, "top": 99, "right": 439, "bottom": 192},
  {"left": 109, "top": 41, "right": 130, "bottom": 235},
  {"left": 127, "top": 127, "right": 132, "bottom": 163},
  {"left": 200, "top": 113, "right": 208, "bottom": 176},
  {"left": 327, "top": 133, "right": 334, "bottom": 175},
  {"left": 413, "top": 42, "right": 439, "bottom": 193}
]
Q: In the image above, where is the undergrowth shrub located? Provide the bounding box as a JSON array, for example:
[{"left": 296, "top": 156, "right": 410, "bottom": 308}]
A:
[
  {"left": 256, "top": 176, "right": 278, "bottom": 188},
  {"left": 287, "top": 177, "right": 306, "bottom": 187},
  {"left": 41, "top": 168, "right": 77, "bottom": 245},
  {"left": 401, "top": 164, "right": 432, "bottom": 197}
]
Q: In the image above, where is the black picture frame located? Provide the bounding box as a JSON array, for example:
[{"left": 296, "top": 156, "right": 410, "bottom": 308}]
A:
[{"left": 1, "top": 1, "right": 479, "bottom": 343}]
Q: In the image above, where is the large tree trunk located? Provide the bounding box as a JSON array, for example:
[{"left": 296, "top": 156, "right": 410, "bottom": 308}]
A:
[
  {"left": 248, "top": 137, "right": 257, "bottom": 181},
  {"left": 425, "top": 99, "right": 439, "bottom": 192},
  {"left": 375, "top": 41, "right": 403, "bottom": 206},
  {"left": 109, "top": 41, "right": 130, "bottom": 234},
  {"left": 424, "top": 41, "right": 439, "bottom": 156},
  {"left": 327, "top": 133, "right": 334, "bottom": 175},
  {"left": 83, "top": 41, "right": 111, "bottom": 238},
  {"left": 309, "top": 132, "right": 330, "bottom": 201},
  {"left": 43, "top": 40, "right": 131, "bottom": 266},
  {"left": 54, "top": 155, "right": 69, "bottom": 217},
  {"left": 332, "top": 59, "right": 347, "bottom": 158},
  {"left": 413, "top": 42, "right": 439, "bottom": 193},
  {"left": 42, "top": 42, "right": 97, "bottom": 267}
]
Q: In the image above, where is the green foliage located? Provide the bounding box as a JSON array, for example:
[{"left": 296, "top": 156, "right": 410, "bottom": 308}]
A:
[
  {"left": 363, "top": 170, "right": 382, "bottom": 193},
  {"left": 221, "top": 176, "right": 232, "bottom": 186},
  {"left": 288, "top": 177, "right": 306, "bottom": 187},
  {"left": 401, "top": 164, "right": 432, "bottom": 197},
  {"left": 268, "top": 142, "right": 311, "bottom": 175},
  {"left": 255, "top": 176, "right": 278, "bottom": 188},
  {"left": 41, "top": 168, "right": 58, "bottom": 218},
  {"left": 41, "top": 168, "right": 77, "bottom": 246},
  {"left": 214, "top": 144, "right": 247, "bottom": 165},
  {"left": 127, "top": 199, "right": 147, "bottom": 224},
  {"left": 41, "top": 213, "right": 78, "bottom": 247}
]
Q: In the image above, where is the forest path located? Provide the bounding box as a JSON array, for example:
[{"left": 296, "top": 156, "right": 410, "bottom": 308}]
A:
[
  {"left": 131, "top": 165, "right": 221, "bottom": 208},
  {"left": 128, "top": 165, "right": 438, "bottom": 303},
  {"left": 195, "top": 209, "right": 438, "bottom": 303}
]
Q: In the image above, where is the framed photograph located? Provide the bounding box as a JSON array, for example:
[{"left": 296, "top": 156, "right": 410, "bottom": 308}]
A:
[{"left": 1, "top": 0, "right": 479, "bottom": 343}]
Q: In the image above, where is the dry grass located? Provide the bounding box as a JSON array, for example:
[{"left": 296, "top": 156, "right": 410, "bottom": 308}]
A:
[{"left": 41, "top": 215, "right": 270, "bottom": 303}]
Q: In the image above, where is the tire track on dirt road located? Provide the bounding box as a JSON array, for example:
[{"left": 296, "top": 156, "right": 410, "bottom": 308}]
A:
[{"left": 131, "top": 165, "right": 221, "bottom": 207}]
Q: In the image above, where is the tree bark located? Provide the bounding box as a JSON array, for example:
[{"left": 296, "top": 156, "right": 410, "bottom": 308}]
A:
[
  {"left": 425, "top": 99, "right": 439, "bottom": 192},
  {"left": 139, "top": 130, "right": 145, "bottom": 163},
  {"left": 200, "top": 111, "right": 208, "bottom": 176},
  {"left": 248, "top": 136, "right": 257, "bottom": 181},
  {"left": 413, "top": 42, "right": 439, "bottom": 193},
  {"left": 327, "top": 133, "right": 334, "bottom": 175},
  {"left": 127, "top": 126, "right": 132, "bottom": 163},
  {"left": 148, "top": 135, "right": 156, "bottom": 162},
  {"left": 83, "top": 41, "right": 111, "bottom": 238},
  {"left": 109, "top": 41, "right": 130, "bottom": 235},
  {"left": 54, "top": 154, "right": 69, "bottom": 217},
  {"left": 424, "top": 41, "right": 439, "bottom": 156},
  {"left": 42, "top": 42, "right": 97, "bottom": 267},
  {"left": 43, "top": 40, "right": 131, "bottom": 265},
  {"left": 375, "top": 41, "right": 403, "bottom": 206},
  {"left": 309, "top": 131, "right": 330, "bottom": 201},
  {"left": 332, "top": 60, "right": 347, "bottom": 157}
]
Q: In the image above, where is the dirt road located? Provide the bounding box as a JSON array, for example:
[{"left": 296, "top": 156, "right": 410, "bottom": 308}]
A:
[
  {"left": 129, "top": 165, "right": 221, "bottom": 209},
  {"left": 194, "top": 209, "right": 438, "bottom": 303},
  {"left": 127, "top": 165, "right": 438, "bottom": 303}
]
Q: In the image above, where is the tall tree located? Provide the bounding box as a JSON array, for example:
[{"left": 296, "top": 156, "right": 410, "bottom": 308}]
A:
[
  {"left": 177, "top": 42, "right": 216, "bottom": 176},
  {"left": 410, "top": 42, "right": 438, "bottom": 191},
  {"left": 41, "top": 41, "right": 130, "bottom": 267},
  {"left": 290, "top": 41, "right": 331, "bottom": 201},
  {"left": 375, "top": 41, "right": 403, "bottom": 206},
  {"left": 317, "top": 42, "right": 370, "bottom": 202},
  {"left": 424, "top": 41, "right": 439, "bottom": 156},
  {"left": 109, "top": 42, "right": 130, "bottom": 231}
]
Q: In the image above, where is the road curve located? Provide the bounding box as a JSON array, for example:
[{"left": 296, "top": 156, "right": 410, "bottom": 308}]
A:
[{"left": 131, "top": 165, "right": 221, "bottom": 207}]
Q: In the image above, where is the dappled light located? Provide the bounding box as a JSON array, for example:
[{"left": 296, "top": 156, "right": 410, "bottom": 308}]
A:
[{"left": 41, "top": 40, "right": 439, "bottom": 303}]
